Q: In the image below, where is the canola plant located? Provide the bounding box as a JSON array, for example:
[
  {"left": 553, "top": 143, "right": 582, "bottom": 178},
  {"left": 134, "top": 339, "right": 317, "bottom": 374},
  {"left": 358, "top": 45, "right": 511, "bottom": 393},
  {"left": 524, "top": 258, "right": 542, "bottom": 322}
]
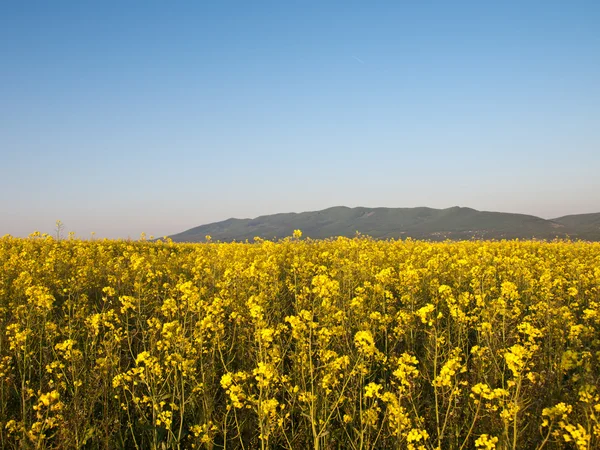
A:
[{"left": 1, "top": 232, "right": 599, "bottom": 449}]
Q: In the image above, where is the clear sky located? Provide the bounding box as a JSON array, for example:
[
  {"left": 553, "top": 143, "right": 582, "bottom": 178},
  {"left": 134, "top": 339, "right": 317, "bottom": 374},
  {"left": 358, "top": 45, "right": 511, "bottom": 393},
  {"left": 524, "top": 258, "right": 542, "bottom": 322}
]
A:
[{"left": 1, "top": 1, "right": 599, "bottom": 238}]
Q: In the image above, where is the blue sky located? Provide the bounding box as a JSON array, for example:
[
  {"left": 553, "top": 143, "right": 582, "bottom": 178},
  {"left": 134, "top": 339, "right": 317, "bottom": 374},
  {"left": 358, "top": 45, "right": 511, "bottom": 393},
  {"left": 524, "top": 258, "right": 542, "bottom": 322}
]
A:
[{"left": 1, "top": 1, "right": 599, "bottom": 238}]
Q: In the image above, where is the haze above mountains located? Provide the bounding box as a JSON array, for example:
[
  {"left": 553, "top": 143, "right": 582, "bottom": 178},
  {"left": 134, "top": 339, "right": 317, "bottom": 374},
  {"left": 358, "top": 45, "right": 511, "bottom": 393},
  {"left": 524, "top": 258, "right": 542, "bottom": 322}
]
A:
[{"left": 169, "top": 206, "right": 600, "bottom": 242}]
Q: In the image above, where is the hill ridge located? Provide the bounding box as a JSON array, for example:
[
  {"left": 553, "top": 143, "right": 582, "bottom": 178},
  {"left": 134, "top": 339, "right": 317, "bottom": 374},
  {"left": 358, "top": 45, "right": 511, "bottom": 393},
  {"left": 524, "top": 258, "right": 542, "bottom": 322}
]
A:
[{"left": 168, "top": 206, "right": 600, "bottom": 242}]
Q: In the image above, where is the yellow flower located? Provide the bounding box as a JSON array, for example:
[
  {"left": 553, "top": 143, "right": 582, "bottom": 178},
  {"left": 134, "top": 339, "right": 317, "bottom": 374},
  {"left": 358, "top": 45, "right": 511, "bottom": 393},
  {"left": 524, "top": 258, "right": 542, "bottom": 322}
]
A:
[
  {"left": 354, "top": 330, "right": 379, "bottom": 358},
  {"left": 475, "top": 434, "right": 498, "bottom": 449},
  {"left": 364, "top": 382, "right": 382, "bottom": 398}
]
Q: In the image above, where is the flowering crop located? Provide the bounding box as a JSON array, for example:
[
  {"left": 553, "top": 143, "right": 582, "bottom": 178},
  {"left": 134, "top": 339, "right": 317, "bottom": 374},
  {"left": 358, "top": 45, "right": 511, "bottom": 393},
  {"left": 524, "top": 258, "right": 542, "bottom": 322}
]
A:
[{"left": 1, "top": 233, "right": 599, "bottom": 449}]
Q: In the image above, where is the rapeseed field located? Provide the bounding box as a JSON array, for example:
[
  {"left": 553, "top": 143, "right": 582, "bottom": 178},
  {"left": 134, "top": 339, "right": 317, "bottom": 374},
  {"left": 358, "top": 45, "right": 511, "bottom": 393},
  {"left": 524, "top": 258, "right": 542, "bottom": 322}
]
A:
[{"left": 1, "top": 233, "right": 599, "bottom": 449}]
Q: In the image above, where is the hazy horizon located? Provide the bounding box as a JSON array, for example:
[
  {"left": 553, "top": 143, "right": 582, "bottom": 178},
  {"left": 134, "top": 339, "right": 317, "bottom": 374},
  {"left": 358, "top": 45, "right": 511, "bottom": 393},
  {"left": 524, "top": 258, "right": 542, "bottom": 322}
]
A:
[
  {"left": 3, "top": 204, "right": 599, "bottom": 240},
  {"left": 2, "top": 1, "right": 599, "bottom": 239}
]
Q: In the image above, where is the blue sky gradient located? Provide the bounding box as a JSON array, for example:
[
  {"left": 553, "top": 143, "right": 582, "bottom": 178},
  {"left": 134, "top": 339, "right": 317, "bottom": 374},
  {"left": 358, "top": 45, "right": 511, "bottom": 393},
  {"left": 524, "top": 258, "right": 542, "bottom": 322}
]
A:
[{"left": 1, "top": 1, "right": 599, "bottom": 238}]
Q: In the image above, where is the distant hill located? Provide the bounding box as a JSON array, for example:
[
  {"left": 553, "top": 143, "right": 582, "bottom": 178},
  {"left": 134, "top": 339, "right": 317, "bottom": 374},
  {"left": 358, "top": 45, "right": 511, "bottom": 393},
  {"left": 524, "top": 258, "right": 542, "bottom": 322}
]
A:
[
  {"left": 552, "top": 212, "right": 600, "bottom": 241},
  {"left": 168, "top": 206, "right": 600, "bottom": 242}
]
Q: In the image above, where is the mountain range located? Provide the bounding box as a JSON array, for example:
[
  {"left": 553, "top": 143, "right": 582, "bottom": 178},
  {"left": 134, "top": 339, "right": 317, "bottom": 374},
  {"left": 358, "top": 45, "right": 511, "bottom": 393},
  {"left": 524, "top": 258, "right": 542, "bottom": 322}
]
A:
[{"left": 168, "top": 206, "right": 600, "bottom": 242}]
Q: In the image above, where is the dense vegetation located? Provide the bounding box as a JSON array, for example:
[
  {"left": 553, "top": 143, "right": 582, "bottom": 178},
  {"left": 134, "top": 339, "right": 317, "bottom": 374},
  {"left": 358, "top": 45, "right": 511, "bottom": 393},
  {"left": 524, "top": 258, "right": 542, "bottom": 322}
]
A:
[{"left": 1, "top": 233, "right": 599, "bottom": 449}]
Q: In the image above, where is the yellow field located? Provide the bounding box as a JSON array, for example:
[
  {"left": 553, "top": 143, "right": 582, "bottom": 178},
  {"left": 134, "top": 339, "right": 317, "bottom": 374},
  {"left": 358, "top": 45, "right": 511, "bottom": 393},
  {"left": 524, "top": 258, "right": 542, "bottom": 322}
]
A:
[{"left": 1, "top": 233, "right": 599, "bottom": 449}]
